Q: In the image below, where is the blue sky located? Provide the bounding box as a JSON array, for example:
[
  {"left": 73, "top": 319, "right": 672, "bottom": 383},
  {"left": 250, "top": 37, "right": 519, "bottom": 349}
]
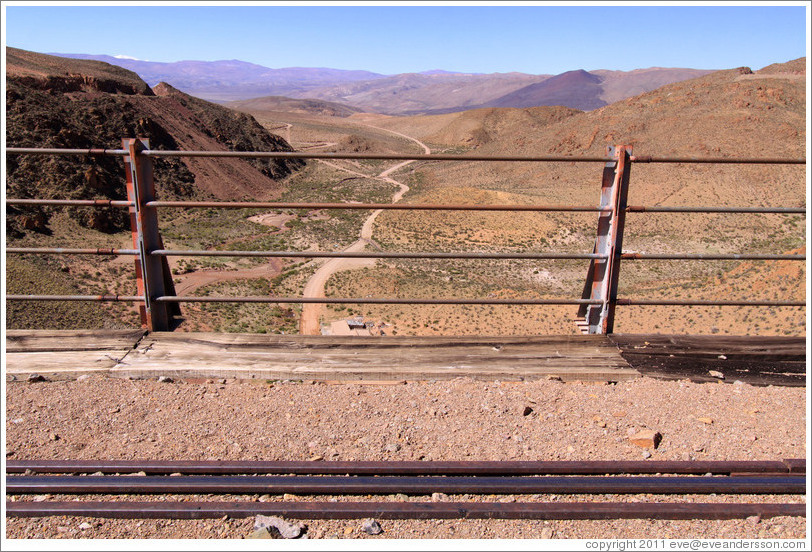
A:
[{"left": 3, "top": 3, "right": 808, "bottom": 75}]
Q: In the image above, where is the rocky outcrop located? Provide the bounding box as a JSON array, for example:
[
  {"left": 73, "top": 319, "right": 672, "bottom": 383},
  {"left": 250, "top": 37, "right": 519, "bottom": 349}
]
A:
[
  {"left": 6, "top": 48, "right": 303, "bottom": 236},
  {"left": 11, "top": 74, "right": 154, "bottom": 96}
]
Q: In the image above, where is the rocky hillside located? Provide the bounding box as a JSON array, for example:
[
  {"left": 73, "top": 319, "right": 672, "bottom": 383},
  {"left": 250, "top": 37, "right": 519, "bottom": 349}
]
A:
[
  {"left": 53, "top": 53, "right": 387, "bottom": 100},
  {"left": 378, "top": 58, "right": 806, "bottom": 169},
  {"left": 6, "top": 48, "right": 304, "bottom": 237},
  {"left": 371, "top": 58, "right": 806, "bottom": 265},
  {"left": 226, "top": 95, "right": 363, "bottom": 118}
]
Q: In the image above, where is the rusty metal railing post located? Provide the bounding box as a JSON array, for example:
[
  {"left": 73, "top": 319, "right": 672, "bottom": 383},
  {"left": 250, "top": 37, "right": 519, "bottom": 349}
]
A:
[
  {"left": 123, "top": 138, "right": 177, "bottom": 331},
  {"left": 577, "top": 145, "right": 632, "bottom": 334}
]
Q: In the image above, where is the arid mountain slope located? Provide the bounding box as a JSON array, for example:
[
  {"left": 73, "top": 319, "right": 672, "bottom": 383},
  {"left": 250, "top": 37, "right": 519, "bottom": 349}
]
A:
[
  {"left": 377, "top": 59, "right": 805, "bottom": 164},
  {"left": 6, "top": 48, "right": 303, "bottom": 236},
  {"left": 591, "top": 67, "right": 717, "bottom": 104},
  {"left": 286, "top": 67, "right": 716, "bottom": 115},
  {"left": 226, "top": 96, "right": 363, "bottom": 118},
  {"left": 52, "top": 53, "right": 386, "bottom": 101},
  {"left": 374, "top": 59, "right": 805, "bottom": 248},
  {"left": 8, "top": 49, "right": 152, "bottom": 95},
  {"left": 355, "top": 105, "right": 582, "bottom": 148},
  {"left": 48, "top": 52, "right": 713, "bottom": 115},
  {"left": 485, "top": 70, "right": 605, "bottom": 111},
  {"left": 291, "top": 72, "right": 551, "bottom": 115},
  {"left": 359, "top": 59, "right": 805, "bottom": 336}
]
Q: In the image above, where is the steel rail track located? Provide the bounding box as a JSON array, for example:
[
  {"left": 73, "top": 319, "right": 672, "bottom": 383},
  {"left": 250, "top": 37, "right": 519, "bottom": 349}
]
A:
[
  {"left": 6, "top": 475, "right": 805, "bottom": 495},
  {"left": 6, "top": 460, "right": 805, "bottom": 520},
  {"left": 5, "top": 500, "right": 805, "bottom": 520},
  {"left": 6, "top": 458, "right": 805, "bottom": 476}
]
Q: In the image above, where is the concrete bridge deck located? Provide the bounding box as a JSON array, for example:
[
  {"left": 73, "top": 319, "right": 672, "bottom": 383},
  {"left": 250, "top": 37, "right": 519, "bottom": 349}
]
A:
[{"left": 5, "top": 330, "right": 805, "bottom": 387}]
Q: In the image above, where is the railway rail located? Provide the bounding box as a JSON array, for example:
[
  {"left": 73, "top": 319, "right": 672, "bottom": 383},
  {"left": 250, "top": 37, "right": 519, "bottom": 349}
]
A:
[{"left": 6, "top": 459, "right": 806, "bottom": 521}]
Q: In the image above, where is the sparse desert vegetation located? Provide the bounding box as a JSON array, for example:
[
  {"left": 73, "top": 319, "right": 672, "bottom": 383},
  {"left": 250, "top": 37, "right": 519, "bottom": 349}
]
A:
[
  {"left": 6, "top": 53, "right": 805, "bottom": 337},
  {"left": 3, "top": 33, "right": 807, "bottom": 543}
]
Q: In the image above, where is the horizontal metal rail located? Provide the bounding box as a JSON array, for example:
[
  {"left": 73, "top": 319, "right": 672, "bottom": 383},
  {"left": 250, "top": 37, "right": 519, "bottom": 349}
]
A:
[
  {"left": 0, "top": 296, "right": 746, "bottom": 307},
  {"left": 5, "top": 147, "right": 128, "bottom": 156},
  {"left": 629, "top": 155, "right": 805, "bottom": 165},
  {"left": 4, "top": 295, "right": 600, "bottom": 305},
  {"left": 616, "top": 299, "right": 805, "bottom": 307},
  {"left": 8, "top": 459, "right": 802, "bottom": 476},
  {"left": 6, "top": 295, "right": 142, "bottom": 302},
  {"left": 151, "top": 249, "right": 607, "bottom": 260},
  {"left": 8, "top": 248, "right": 139, "bottom": 256},
  {"left": 141, "top": 150, "right": 615, "bottom": 162},
  {"left": 627, "top": 205, "right": 806, "bottom": 214},
  {"left": 6, "top": 475, "right": 804, "bottom": 495},
  {"left": 153, "top": 296, "right": 603, "bottom": 306},
  {"left": 8, "top": 198, "right": 803, "bottom": 214},
  {"left": 5, "top": 198, "right": 134, "bottom": 208},
  {"left": 621, "top": 253, "right": 805, "bottom": 261},
  {"left": 146, "top": 200, "right": 608, "bottom": 212},
  {"left": 140, "top": 297, "right": 809, "bottom": 307},
  {"left": 142, "top": 151, "right": 805, "bottom": 164},
  {"left": 6, "top": 146, "right": 805, "bottom": 165},
  {"left": 7, "top": 500, "right": 805, "bottom": 521}
]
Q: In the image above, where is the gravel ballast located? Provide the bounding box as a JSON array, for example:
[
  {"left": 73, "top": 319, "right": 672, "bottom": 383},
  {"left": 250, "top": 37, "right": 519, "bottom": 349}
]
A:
[{"left": 4, "top": 374, "right": 807, "bottom": 539}]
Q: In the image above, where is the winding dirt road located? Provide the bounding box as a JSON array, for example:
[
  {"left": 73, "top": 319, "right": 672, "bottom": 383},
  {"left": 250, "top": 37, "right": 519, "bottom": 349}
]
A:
[
  {"left": 172, "top": 259, "right": 284, "bottom": 297},
  {"left": 299, "top": 127, "right": 431, "bottom": 334}
]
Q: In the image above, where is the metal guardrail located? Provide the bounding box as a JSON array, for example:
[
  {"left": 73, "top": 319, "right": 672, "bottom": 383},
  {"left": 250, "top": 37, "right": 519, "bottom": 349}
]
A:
[
  {"left": 10, "top": 146, "right": 805, "bottom": 164},
  {"left": 6, "top": 139, "right": 806, "bottom": 333}
]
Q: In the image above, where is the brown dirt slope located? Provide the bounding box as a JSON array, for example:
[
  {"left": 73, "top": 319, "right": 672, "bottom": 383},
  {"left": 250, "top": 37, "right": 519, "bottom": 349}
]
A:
[
  {"left": 6, "top": 47, "right": 152, "bottom": 95},
  {"left": 367, "top": 105, "right": 581, "bottom": 148},
  {"left": 757, "top": 57, "right": 806, "bottom": 74},
  {"left": 376, "top": 59, "right": 805, "bottom": 213},
  {"left": 6, "top": 48, "right": 304, "bottom": 237},
  {"left": 350, "top": 60, "right": 805, "bottom": 336},
  {"left": 381, "top": 59, "right": 805, "bottom": 159},
  {"left": 227, "top": 95, "right": 363, "bottom": 118},
  {"left": 593, "top": 67, "right": 716, "bottom": 104}
]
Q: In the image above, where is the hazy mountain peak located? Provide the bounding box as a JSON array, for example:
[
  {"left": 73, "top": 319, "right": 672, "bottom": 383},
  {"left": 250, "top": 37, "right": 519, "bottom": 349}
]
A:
[{"left": 42, "top": 50, "right": 717, "bottom": 113}]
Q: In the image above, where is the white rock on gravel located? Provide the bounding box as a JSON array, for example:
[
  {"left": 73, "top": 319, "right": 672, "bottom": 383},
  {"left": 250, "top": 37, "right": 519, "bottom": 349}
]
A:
[
  {"left": 253, "top": 515, "right": 306, "bottom": 539},
  {"left": 362, "top": 518, "right": 383, "bottom": 535}
]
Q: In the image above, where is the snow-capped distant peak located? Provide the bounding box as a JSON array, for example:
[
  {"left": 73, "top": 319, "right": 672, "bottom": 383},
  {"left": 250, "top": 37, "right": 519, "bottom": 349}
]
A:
[{"left": 113, "top": 54, "right": 142, "bottom": 61}]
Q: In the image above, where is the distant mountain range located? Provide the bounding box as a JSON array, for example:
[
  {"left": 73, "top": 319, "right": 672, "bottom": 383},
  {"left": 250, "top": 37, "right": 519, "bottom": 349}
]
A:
[{"left": 52, "top": 52, "right": 714, "bottom": 115}]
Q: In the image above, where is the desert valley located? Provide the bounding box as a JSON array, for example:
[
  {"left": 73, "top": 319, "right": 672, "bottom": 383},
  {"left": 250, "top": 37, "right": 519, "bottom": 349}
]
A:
[
  {"left": 4, "top": 46, "right": 807, "bottom": 541},
  {"left": 6, "top": 48, "right": 806, "bottom": 338}
]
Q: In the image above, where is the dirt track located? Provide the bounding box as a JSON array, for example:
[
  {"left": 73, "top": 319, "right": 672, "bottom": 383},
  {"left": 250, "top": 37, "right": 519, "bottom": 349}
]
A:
[
  {"left": 299, "top": 126, "right": 431, "bottom": 335},
  {"left": 172, "top": 259, "right": 284, "bottom": 297}
]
